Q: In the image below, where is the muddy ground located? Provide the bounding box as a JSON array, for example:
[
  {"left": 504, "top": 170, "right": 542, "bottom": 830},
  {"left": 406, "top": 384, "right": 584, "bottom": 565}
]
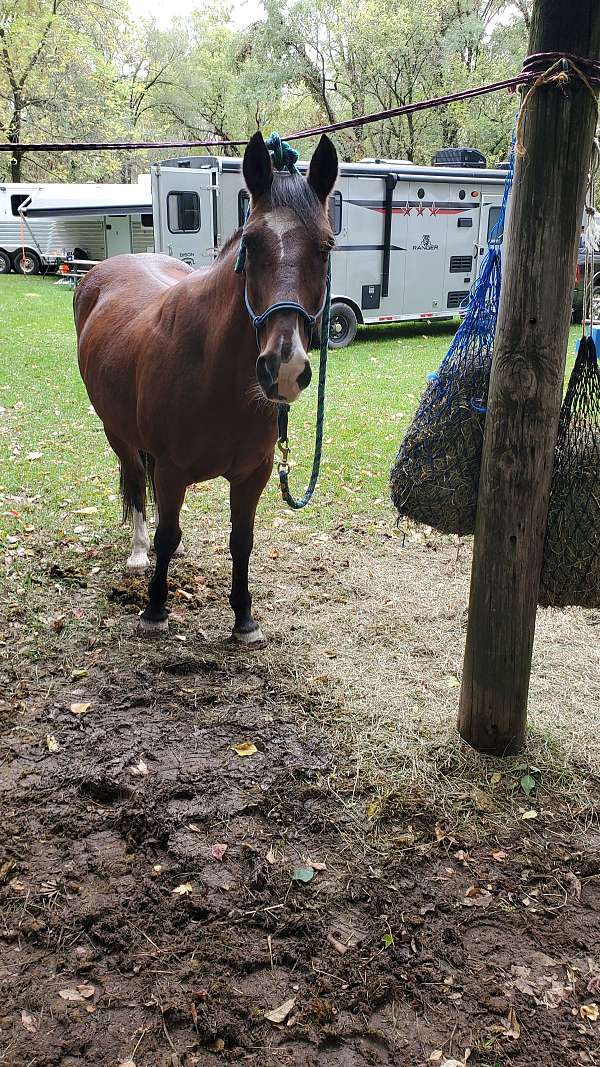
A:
[{"left": 1, "top": 521, "right": 599, "bottom": 1066}]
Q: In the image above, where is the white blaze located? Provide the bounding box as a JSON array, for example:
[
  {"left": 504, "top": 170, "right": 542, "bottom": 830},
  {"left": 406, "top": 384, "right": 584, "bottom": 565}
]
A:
[{"left": 277, "top": 319, "right": 309, "bottom": 403}]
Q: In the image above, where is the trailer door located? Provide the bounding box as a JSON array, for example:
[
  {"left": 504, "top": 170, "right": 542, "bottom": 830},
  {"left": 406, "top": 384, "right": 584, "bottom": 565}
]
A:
[
  {"left": 477, "top": 196, "right": 504, "bottom": 263},
  {"left": 151, "top": 165, "right": 216, "bottom": 267}
]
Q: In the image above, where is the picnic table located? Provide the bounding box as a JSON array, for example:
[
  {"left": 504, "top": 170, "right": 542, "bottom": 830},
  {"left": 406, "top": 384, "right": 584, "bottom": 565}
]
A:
[{"left": 56, "top": 258, "right": 99, "bottom": 288}]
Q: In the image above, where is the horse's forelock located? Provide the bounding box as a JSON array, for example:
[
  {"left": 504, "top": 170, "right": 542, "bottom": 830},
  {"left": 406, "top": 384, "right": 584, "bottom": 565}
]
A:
[{"left": 269, "top": 172, "right": 325, "bottom": 232}]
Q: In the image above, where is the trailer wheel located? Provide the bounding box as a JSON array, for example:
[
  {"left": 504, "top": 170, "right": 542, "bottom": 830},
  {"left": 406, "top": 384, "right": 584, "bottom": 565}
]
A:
[
  {"left": 13, "top": 249, "right": 41, "bottom": 276},
  {"left": 328, "top": 302, "right": 358, "bottom": 348},
  {"left": 0, "top": 250, "right": 11, "bottom": 275}
]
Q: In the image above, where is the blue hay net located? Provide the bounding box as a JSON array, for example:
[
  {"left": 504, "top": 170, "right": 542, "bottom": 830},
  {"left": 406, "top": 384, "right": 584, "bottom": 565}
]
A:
[
  {"left": 390, "top": 155, "right": 514, "bottom": 535},
  {"left": 426, "top": 153, "right": 513, "bottom": 418}
]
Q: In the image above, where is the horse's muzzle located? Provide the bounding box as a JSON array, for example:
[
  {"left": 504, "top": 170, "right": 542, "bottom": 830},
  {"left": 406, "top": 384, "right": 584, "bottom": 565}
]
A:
[{"left": 256, "top": 352, "right": 312, "bottom": 403}]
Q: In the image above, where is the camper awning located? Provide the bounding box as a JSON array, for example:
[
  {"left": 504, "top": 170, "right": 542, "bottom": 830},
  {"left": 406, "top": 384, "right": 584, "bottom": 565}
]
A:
[{"left": 23, "top": 182, "right": 152, "bottom": 219}]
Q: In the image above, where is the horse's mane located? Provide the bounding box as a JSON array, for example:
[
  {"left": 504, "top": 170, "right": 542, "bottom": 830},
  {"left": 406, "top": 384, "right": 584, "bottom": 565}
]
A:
[{"left": 217, "top": 171, "right": 324, "bottom": 263}]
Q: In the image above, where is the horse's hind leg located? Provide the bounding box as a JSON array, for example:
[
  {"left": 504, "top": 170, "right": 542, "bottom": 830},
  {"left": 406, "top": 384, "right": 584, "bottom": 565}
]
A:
[
  {"left": 228, "top": 457, "right": 273, "bottom": 649},
  {"left": 104, "top": 430, "right": 150, "bottom": 572},
  {"left": 139, "top": 465, "right": 186, "bottom": 634}
]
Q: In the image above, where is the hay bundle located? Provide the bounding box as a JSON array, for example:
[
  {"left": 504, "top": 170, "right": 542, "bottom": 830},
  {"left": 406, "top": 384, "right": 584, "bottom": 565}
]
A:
[
  {"left": 540, "top": 337, "right": 600, "bottom": 608},
  {"left": 390, "top": 256, "right": 499, "bottom": 536},
  {"left": 390, "top": 366, "right": 486, "bottom": 535}
]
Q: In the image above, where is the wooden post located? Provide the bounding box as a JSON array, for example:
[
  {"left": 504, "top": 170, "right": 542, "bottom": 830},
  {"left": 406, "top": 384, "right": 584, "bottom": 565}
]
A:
[{"left": 458, "top": 0, "right": 600, "bottom": 755}]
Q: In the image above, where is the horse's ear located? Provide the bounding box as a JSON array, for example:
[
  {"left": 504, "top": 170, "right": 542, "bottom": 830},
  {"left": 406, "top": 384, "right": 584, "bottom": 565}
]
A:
[
  {"left": 307, "top": 135, "right": 338, "bottom": 204},
  {"left": 243, "top": 132, "right": 273, "bottom": 200}
]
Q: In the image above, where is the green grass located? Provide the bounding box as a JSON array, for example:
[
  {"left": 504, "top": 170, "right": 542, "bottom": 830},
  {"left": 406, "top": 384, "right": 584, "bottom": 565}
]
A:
[{"left": 0, "top": 273, "right": 581, "bottom": 544}]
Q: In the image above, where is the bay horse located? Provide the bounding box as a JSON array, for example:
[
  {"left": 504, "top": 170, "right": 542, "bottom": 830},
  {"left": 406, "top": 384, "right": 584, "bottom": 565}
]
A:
[{"left": 75, "top": 133, "right": 338, "bottom": 646}]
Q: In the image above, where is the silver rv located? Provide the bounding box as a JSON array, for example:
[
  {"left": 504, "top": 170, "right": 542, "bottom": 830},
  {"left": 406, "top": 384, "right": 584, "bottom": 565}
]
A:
[
  {"left": 151, "top": 152, "right": 508, "bottom": 346},
  {"left": 3, "top": 181, "right": 154, "bottom": 275}
]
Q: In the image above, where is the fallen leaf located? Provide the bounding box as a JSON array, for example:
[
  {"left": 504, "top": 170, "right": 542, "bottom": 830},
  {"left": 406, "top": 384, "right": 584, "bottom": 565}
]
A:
[
  {"left": 580, "top": 1002, "right": 599, "bottom": 1022},
  {"left": 505, "top": 1005, "right": 521, "bottom": 1038},
  {"left": 172, "top": 882, "right": 193, "bottom": 896},
  {"left": 70, "top": 702, "right": 91, "bottom": 716},
  {"left": 0, "top": 859, "right": 16, "bottom": 882},
  {"left": 72, "top": 506, "right": 98, "bottom": 515},
  {"left": 445, "top": 675, "right": 460, "bottom": 688},
  {"left": 520, "top": 773, "right": 536, "bottom": 796},
  {"left": 21, "top": 1010, "right": 37, "bottom": 1033},
  {"left": 70, "top": 668, "right": 88, "bottom": 680},
  {"left": 521, "top": 809, "right": 538, "bottom": 820},
  {"left": 46, "top": 734, "right": 59, "bottom": 752},
  {"left": 117, "top": 1061, "right": 137, "bottom": 1067},
  {"left": 491, "top": 850, "right": 508, "bottom": 862},
  {"left": 490, "top": 771, "right": 502, "bottom": 785},
  {"left": 264, "top": 996, "right": 296, "bottom": 1024},
  {"left": 187, "top": 823, "right": 202, "bottom": 833},
  {"left": 130, "top": 759, "right": 148, "bottom": 777},
  {"left": 292, "top": 866, "right": 314, "bottom": 884},
  {"left": 26, "top": 451, "right": 43, "bottom": 461},
  {"left": 233, "top": 742, "right": 257, "bottom": 757},
  {"left": 441, "top": 1060, "right": 467, "bottom": 1067},
  {"left": 266, "top": 846, "right": 277, "bottom": 864},
  {"left": 58, "top": 984, "right": 95, "bottom": 1002},
  {"left": 308, "top": 859, "right": 327, "bottom": 871},
  {"left": 211, "top": 843, "right": 228, "bottom": 861},
  {"left": 462, "top": 886, "right": 493, "bottom": 908},
  {"left": 429, "top": 1053, "right": 443, "bottom": 1063}
]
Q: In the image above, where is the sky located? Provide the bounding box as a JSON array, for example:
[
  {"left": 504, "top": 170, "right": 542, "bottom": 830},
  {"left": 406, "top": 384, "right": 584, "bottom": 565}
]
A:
[{"left": 128, "top": 0, "right": 265, "bottom": 28}]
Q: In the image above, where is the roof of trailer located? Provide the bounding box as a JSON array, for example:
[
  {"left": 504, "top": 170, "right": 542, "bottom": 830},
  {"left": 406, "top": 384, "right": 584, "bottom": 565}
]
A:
[
  {"left": 156, "top": 154, "right": 508, "bottom": 183},
  {"left": 22, "top": 180, "right": 152, "bottom": 219}
]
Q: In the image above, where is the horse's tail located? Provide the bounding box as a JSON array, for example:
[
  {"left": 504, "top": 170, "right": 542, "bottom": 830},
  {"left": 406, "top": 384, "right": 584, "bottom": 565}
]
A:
[{"left": 119, "top": 450, "right": 156, "bottom": 523}]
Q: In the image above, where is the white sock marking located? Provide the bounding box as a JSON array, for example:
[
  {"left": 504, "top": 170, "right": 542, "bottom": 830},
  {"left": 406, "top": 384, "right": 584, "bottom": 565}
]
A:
[{"left": 127, "top": 508, "right": 150, "bottom": 571}]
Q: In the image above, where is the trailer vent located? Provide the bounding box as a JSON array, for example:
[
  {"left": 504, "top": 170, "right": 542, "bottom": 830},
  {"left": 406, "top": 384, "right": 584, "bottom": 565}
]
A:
[
  {"left": 449, "top": 255, "right": 473, "bottom": 273},
  {"left": 447, "top": 290, "right": 469, "bottom": 309},
  {"left": 433, "top": 147, "right": 487, "bottom": 169}
]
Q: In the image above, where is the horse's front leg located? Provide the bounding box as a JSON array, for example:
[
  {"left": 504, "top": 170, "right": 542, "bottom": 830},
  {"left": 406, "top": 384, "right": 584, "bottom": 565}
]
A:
[
  {"left": 229, "top": 457, "right": 273, "bottom": 648},
  {"left": 139, "top": 465, "right": 186, "bottom": 634}
]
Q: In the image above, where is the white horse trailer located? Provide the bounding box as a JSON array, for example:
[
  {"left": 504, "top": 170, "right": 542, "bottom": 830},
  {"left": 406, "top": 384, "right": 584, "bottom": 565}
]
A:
[
  {"left": 150, "top": 151, "right": 508, "bottom": 346},
  {"left": 3, "top": 181, "right": 154, "bottom": 275}
]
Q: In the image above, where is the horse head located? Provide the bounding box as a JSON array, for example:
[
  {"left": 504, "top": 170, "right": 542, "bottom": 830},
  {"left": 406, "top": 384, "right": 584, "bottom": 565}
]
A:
[{"left": 242, "top": 132, "right": 338, "bottom": 404}]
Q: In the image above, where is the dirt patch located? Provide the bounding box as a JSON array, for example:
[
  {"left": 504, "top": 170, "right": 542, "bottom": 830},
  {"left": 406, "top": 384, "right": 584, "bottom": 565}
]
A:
[{"left": 1, "top": 523, "right": 600, "bottom": 1065}]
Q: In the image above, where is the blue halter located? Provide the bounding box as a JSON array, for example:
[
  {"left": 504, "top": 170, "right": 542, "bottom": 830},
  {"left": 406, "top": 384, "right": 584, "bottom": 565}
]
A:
[{"left": 243, "top": 282, "right": 330, "bottom": 350}]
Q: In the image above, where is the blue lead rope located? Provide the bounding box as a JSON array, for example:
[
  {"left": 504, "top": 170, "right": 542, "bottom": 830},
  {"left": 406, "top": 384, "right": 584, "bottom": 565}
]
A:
[
  {"left": 236, "top": 131, "right": 332, "bottom": 510},
  {"left": 277, "top": 260, "right": 331, "bottom": 509}
]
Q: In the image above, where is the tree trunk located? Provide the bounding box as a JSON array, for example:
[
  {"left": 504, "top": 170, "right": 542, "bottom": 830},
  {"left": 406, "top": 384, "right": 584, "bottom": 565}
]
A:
[{"left": 458, "top": 0, "right": 600, "bottom": 754}]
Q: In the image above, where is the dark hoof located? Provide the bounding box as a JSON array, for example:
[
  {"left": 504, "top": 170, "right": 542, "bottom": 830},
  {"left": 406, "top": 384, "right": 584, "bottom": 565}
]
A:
[
  {"left": 138, "top": 608, "right": 169, "bottom": 635},
  {"left": 232, "top": 624, "right": 267, "bottom": 650}
]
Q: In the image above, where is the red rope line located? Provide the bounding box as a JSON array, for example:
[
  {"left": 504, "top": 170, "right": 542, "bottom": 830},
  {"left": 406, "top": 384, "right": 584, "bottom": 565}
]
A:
[{"left": 0, "top": 53, "right": 598, "bottom": 155}]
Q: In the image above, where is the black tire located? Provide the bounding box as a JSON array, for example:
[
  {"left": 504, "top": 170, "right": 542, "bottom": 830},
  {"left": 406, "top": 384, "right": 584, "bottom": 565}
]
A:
[
  {"left": 13, "top": 249, "right": 41, "bottom": 276},
  {"left": 328, "top": 302, "right": 358, "bottom": 348},
  {"left": 0, "top": 250, "right": 11, "bottom": 275}
]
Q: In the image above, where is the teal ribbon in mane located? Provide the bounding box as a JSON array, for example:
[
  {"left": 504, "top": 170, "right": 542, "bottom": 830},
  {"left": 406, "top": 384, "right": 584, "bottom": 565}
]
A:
[{"left": 265, "top": 132, "right": 299, "bottom": 174}]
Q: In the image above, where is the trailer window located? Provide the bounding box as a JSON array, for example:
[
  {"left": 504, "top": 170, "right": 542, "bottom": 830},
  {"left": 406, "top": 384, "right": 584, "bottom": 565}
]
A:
[
  {"left": 328, "top": 191, "right": 342, "bottom": 235},
  {"left": 487, "top": 206, "right": 503, "bottom": 244},
  {"left": 167, "top": 191, "right": 201, "bottom": 233},
  {"left": 11, "top": 194, "right": 28, "bottom": 216},
  {"left": 141, "top": 213, "right": 153, "bottom": 228},
  {"left": 238, "top": 190, "right": 250, "bottom": 227}
]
